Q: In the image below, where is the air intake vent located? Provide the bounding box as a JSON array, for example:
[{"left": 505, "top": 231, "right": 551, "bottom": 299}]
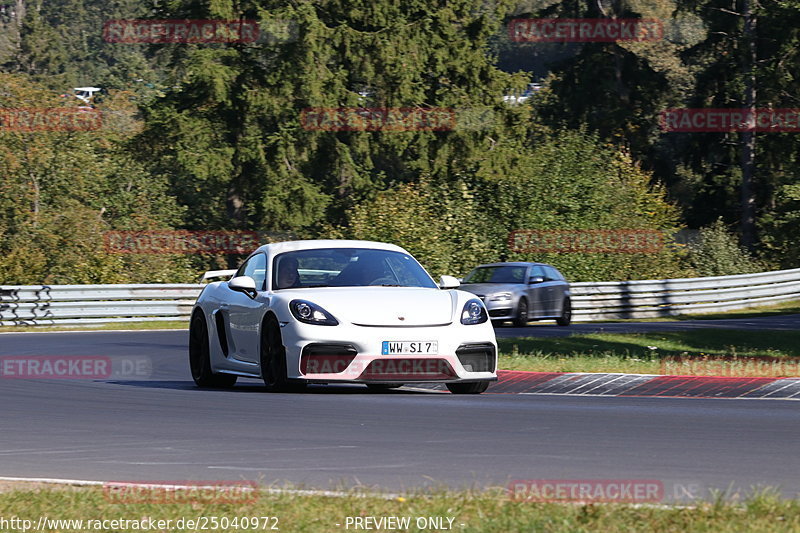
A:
[{"left": 455, "top": 343, "right": 496, "bottom": 372}]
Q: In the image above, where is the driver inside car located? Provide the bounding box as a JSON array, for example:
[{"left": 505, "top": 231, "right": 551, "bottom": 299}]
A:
[{"left": 276, "top": 257, "right": 301, "bottom": 289}]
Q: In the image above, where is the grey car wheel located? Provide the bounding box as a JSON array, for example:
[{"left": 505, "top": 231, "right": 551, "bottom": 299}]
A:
[
  {"left": 556, "top": 297, "right": 572, "bottom": 326},
  {"left": 513, "top": 298, "right": 529, "bottom": 327}
]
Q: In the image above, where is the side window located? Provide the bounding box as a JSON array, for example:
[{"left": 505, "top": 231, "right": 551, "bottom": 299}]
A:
[
  {"left": 237, "top": 253, "right": 268, "bottom": 290},
  {"left": 529, "top": 265, "right": 546, "bottom": 280},
  {"left": 543, "top": 266, "right": 560, "bottom": 282}
]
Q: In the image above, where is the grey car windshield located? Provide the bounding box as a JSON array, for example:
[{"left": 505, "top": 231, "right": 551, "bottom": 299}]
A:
[
  {"left": 463, "top": 266, "right": 528, "bottom": 284},
  {"left": 272, "top": 248, "right": 437, "bottom": 289}
]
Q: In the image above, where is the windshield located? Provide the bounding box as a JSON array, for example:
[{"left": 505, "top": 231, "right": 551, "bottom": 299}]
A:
[
  {"left": 462, "top": 265, "right": 528, "bottom": 284},
  {"left": 272, "top": 248, "right": 437, "bottom": 289}
]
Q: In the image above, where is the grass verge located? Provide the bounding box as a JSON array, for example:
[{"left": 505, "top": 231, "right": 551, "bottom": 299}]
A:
[
  {"left": 0, "top": 321, "right": 189, "bottom": 333},
  {"left": 498, "top": 329, "right": 800, "bottom": 376},
  {"left": 0, "top": 484, "right": 798, "bottom": 533}
]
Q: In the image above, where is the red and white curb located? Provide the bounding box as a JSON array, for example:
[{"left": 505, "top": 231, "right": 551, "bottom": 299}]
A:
[{"left": 488, "top": 370, "right": 800, "bottom": 399}]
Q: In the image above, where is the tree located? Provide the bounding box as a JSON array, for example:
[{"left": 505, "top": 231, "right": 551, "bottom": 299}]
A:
[
  {"left": 135, "top": 0, "right": 525, "bottom": 238},
  {"left": 0, "top": 73, "right": 189, "bottom": 283}
]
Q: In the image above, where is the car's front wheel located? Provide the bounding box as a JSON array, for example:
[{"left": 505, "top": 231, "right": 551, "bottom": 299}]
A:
[
  {"left": 446, "top": 381, "right": 490, "bottom": 394},
  {"left": 513, "top": 298, "right": 529, "bottom": 327},
  {"left": 556, "top": 297, "right": 572, "bottom": 326},
  {"left": 189, "top": 312, "right": 237, "bottom": 388},
  {"left": 260, "top": 315, "right": 306, "bottom": 392}
]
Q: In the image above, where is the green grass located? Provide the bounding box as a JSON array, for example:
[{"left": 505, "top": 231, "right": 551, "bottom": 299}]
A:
[
  {"left": 498, "top": 329, "right": 800, "bottom": 376},
  {"left": 0, "top": 484, "right": 798, "bottom": 533},
  {"left": 591, "top": 299, "right": 800, "bottom": 323}
]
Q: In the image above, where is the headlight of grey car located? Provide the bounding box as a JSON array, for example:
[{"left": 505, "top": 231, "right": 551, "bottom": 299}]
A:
[{"left": 489, "top": 292, "right": 512, "bottom": 301}]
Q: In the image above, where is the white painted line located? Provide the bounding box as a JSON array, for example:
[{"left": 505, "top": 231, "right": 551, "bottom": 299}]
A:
[
  {"left": 0, "top": 475, "right": 399, "bottom": 500},
  {"left": 0, "top": 475, "right": 708, "bottom": 508},
  {"left": 753, "top": 380, "right": 799, "bottom": 398},
  {"left": 0, "top": 476, "right": 104, "bottom": 486},
  {"left": 0, "top": 329, "right": 186, "bottom": 335},
  {"left": 579, "top": 374, "right": 635, "bottom": 394}
]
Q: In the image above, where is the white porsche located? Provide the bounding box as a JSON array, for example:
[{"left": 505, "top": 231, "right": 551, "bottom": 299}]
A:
[{"left": 189, "top": 240, "right": 497, "bottom": 393}]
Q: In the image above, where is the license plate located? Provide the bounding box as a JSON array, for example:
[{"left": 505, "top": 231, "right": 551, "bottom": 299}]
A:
[{"left": 381, "top": 341, "right": 438, "bottom": 355}]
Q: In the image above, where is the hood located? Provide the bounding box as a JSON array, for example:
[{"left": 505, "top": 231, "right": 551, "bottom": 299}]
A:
[
  {"left": 459, "top": 283, "right": 522, "bottom": 296},
  {"left": 284, "top": 287, "right": 457, "bottom": 326}
]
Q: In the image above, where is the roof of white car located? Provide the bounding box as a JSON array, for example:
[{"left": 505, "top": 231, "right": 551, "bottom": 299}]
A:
[{"left": 255, "top": 239, "right": 407, "bottom": 255}]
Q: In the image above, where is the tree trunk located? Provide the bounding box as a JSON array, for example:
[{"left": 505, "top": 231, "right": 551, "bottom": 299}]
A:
[{"left": 739, "top": 0, "right": 757, "bottom": 250}]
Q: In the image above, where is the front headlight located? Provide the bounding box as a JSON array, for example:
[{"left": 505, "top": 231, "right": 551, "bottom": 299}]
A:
[
  {"left": 490, "top": 292, "right": 512, "bottom": 301},
  {"left": 289, "top": 299, "right": 339, "bottom": 326},
  {"left": 461, "top": 298, "right": 488, "bottom": 325}
]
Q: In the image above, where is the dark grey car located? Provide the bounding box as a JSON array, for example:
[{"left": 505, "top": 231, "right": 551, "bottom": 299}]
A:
[{"left": 459, "top": 262, "right": 571, "bottom": 327}]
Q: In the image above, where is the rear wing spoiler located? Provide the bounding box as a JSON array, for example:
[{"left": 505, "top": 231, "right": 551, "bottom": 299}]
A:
[{"left": 200, "top": 269, "right": 237, "bottom": 282}]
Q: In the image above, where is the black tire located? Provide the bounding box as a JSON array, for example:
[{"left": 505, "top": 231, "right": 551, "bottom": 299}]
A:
[
  {"left": 556, "top": 297, "right": 572, "bottom": 326},
  {"left": 189, "top": 313, "right": 237, "bottom": 388},
  {"left": 260, "top": 316, "right": 306, "bottom": 392},
  {"left": 366, "top": 384, "right": 403, "bottom": 392},
  {"left": 446, "top": 381, "right": 490, "bottom": 394},
  {"left": 513, "top": 298, "right": 529, "bottom": 327}
]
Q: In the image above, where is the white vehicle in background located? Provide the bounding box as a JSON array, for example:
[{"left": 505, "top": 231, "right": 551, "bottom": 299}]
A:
[
  {"left": 190, "top": 240, "right": 497, "bottom": 394},
  {"left": 502, "top": 83, "right": 542, "bottom": 104},
  {"left": 74, "top": 86, "right": 101, "bottom": 104}
]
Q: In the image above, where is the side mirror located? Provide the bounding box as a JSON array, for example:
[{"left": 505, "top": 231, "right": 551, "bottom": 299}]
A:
[
  {"left": 528, "top": 276, "right": 544, "bottom": 284},
  {"left": 229, "top": 276, "right": 257, "bottom": 298},
  {"left": 439, "top": 275, "right": 461, "bottom": 289}
]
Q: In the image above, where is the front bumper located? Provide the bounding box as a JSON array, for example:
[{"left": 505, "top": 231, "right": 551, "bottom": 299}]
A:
[
  {"left": 280, "top": 321, "right": 497, "bottom": 383},
  {"left": 482, "top": 298, "right": 517, "bottom": 320}
]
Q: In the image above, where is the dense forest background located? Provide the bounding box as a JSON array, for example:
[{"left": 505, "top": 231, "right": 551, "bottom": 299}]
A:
[{"left": 0, "top": 0, "right": 797, "bottom": 284}]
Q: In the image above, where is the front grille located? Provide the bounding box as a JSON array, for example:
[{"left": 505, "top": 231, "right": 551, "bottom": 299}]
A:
[
  {"left": 488, "top": 308, "right": 511, "bottom": 317},
  {"left": 300, "top": 343, "right": 357, "bottom": 374},
  {"left": 455, "top": 343, "right": 496, "bottom": 373},
  {"left": 358, "top": 358, "right": 457, "bottom": 381}
]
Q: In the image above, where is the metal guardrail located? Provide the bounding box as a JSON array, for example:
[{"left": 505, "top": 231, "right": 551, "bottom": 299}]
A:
[
  {"left": 570, "top": 267, "right": 800, "bottom": 321},
  {"left": 0, "top": 284, "right": 203, "bottom": 326},
  {"left": 2, "top": 268, "right": 799, "bottom": 326}
]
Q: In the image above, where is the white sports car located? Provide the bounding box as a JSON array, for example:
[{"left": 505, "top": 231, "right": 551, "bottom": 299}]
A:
[{"left": 189, "top": 240, "right": 497, "bottom": 394}]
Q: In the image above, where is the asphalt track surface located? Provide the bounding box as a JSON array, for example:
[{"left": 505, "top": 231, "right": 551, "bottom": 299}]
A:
[{"left": 1, "top": 320, "right": 799, "bottom": 501}]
